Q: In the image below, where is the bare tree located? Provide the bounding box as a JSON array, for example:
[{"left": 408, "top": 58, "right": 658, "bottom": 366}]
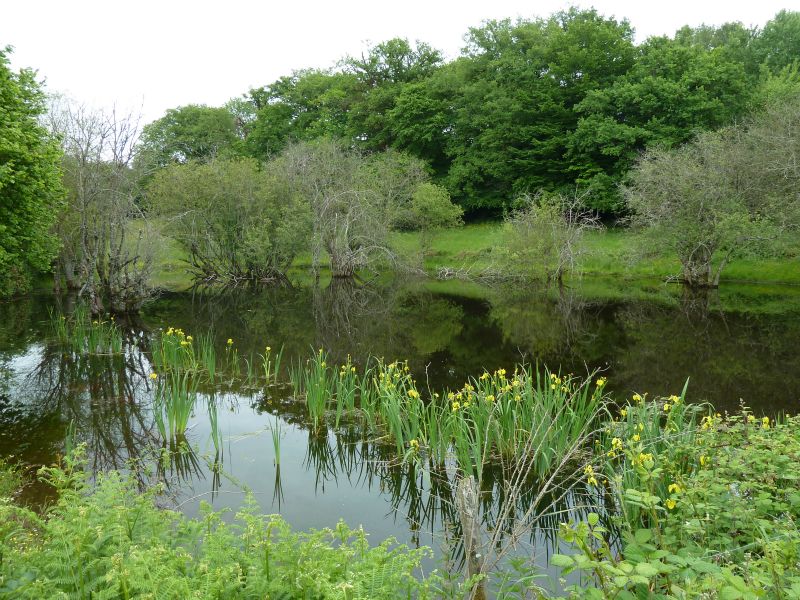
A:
[
  {"left": 273, "top": 140, "right": 426, "bottom": 278},
  {"left": 503, "top": 190, "right": 601, "bottom": 283},
  {"left": 48, "top": 98, "right": 157, "bottom": 313},
  {"left": 625, "top": 97, "right": 800, "bottom": 288}
]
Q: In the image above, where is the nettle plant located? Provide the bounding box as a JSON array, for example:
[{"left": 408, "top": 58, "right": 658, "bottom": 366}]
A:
[{"left": 555, "top": 402, "right": 800, "bottom": 599}]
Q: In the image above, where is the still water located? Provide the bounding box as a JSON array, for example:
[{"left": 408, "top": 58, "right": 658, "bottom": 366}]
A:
[{"left": 1, "top": 277, "right": 799, "bottom": 579}]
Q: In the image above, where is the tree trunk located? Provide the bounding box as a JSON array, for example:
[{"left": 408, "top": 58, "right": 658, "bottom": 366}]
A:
[
  {"left": 681, "top": 247, "right": 717, "bottom": 288},
  {"left": 329, "top": 253, "right": 356, "bottom": 278}
]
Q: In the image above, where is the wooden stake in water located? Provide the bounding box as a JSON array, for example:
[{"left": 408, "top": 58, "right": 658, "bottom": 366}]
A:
[{"left": 456, "top": 475, "right": 486, "bottom": 600}]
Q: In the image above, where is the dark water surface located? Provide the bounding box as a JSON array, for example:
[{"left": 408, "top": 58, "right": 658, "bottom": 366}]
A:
[{"left": 1, "top": 277, "right": 799, "bottom": 580}]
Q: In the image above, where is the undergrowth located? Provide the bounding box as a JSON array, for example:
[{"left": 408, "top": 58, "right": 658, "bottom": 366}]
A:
[
  {"left": 556, "top": 407, "right": 800, "bottom": 598},
  {"left": 0, "top": 448, "right": 464, "bottom": 599}
]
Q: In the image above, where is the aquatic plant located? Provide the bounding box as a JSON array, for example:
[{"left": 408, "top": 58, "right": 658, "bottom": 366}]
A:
[
  {"left": 271, "top": 417, "right": 282, "bottom": 466},
  {"left": 153, "top": 370, "right": 197, "bottom": 440},
  {"left": 49, "top": 304, "right": 123, "bottom": 355},
  {"left": 289, "top": 348, "right": 336, "bottom": 433},
  {"left": 591, "top": 381, "right": 707, "bottom": 531},
  {"left": 288, "top": 352, "right": 607, "bottom": 484},
  {"left": 261, "top": 344, "right": 283, "bottom": 386}
]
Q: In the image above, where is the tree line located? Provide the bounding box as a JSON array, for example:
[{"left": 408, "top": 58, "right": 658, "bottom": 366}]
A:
[
  {"left": 139, "top": 8, "right": 800, "bottom": 215},
  {"left": 2, "top": 8, "right": 800, "bottom": 306}
]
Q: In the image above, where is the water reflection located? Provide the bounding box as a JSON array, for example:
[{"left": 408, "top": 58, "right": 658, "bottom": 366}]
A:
[{"left": 0, "top": 278, "right": 799, "bottom": 572}]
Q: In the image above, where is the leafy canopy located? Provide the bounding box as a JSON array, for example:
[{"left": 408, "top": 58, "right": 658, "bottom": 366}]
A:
[{"left": 0, "top": 46, "right": 64, "bottom": 295}]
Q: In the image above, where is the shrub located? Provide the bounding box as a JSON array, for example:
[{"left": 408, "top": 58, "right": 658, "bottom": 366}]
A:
[
  {"left": 0, "top": 448, "right": 448, "bottom": 599},
  {"left": 148, "top": 157, "right": 311, "bottom": 284},
  {"left": 501, "top": 191, "right": 600, "bottom": 282},
  {"left": 556, "top": 409, "right": 800, "bottom": 597}
]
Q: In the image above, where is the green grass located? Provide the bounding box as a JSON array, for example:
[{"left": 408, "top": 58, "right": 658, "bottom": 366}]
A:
[
  {"left": 150, "top": 229, "right": 194, "bottom": 290},
  {"left": 393, "top": 224, "right": 800, "bottom": 285},
  {"left": 148, "top": 222, "right": 800, "bottom": 292}
]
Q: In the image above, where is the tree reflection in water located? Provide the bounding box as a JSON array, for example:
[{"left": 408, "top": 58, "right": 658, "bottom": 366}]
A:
[{"left": 1, "top": 279, "right": 799, "bottom": 590}]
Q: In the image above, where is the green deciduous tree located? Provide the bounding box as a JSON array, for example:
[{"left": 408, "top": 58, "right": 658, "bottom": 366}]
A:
[
  {"left": 246, "top": 70, "right": 357, "bottom": 158},
  {"left": 444, "top": 9, "right": 636, "bottom": 213},
  {"left": 137, "top": 104, "right": 240, "bottom": 169},
  {"left": 569, "top": 33, "right": 754, "bottom": 213},
  {"left": 754, "top": 10, "right": 800, "bottom": 73},
  {"left": 0, "top": 47, "right": 64, "bottom": 295},
  {"left": 408, "top": 183, "right": 463, "bottom": 254},
  {"left": 232, "top": 9, "right": 796, "bottom": 219},
  {"left": 148, "top": 157, "right": 310, "bottom": 284},
  {"left": 342, "top": 38, "right": 443, "bottom": 152}
]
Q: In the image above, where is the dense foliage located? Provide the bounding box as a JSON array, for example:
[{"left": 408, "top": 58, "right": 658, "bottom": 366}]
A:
[
  {"left": 557, "top": 404, "right": 800, "bottom": 598},
  {"left": 2, "top": 361, "right": 799, "bottom": 597},
  {"left": 148, "top": 157, "right": 311, "bottom": 283},
  {"left": 137, "top": 104, "right": 241, "bottom": 169},
  {"left": 221, "top": 9, "right": 800, "bottom": 215},
  {"left": 0, "top": 47, "right": 64, "bottom": 296},
  {"left": 0, "top": 450, "right": 446, "bottom": 599}
]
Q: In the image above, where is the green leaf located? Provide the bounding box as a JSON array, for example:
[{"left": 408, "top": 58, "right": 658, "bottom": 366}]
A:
[
  {"left": 720, "top": 586, "right": 744, "bottom": 600},
  {"left": 550, "top": 554, "right": 574, "bottom": 568},
  {"left": 634, "top": 562, "right": 659, "bottom": 577},
  {"left": 634, "top": 528, "right": 652, "bottom": 544}
]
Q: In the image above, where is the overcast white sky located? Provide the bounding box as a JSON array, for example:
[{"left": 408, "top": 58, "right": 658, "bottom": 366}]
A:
[{"left": 2, "top": 0, "right": 795, "bottom": 125}]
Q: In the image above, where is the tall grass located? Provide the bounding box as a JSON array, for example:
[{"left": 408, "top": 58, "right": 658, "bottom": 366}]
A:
[
  {"left": 149, "top": 326, "right": 607, "bottom": 485},
  {"left": 289, "top": 349, "right": 336, "bottom": 433},
  {"left": 287, "top": 351, "right": 607, "bottom": 483},
  {"left": 153, "top": 371, "right": 197, "bottom": 440},
  {"left": 271, "top": 417, "right": 282, "bottom": 466},
  {"left": 50, "top": 305, "right": 123, "bottom": 355}
]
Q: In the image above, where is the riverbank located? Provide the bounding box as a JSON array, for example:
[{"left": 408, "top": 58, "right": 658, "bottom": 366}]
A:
[
  {"left": 392, "top": 224, "right": 800, "bottom": 285},
  {"left": 149, "top": 223, "right": 800, "bottom": 292}
]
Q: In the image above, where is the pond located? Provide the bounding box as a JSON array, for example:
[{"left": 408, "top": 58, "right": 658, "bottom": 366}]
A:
[{"left": 1, "top": 277, "right": 799, "bottom": 587}]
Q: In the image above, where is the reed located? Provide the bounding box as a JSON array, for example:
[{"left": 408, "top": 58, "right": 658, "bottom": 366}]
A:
[
  {"left": 195, "top": 333, "right": 217, "bottom": 384},
  {"left": 50, "top": 305, "right": 124, "bottom": 355},
  {"left": 149, "top": 326, "right": 608, "bottom": 484},
  {"left": 206, "top": 395, "right": 222, "bottom": 457},
  {"left": 153, "top": 370, "right": 197, "bottom": 440},
  {"left": 290, "top": 349, "right": 336, "bottom": 433},
  {"left": 261, "top": 345, "right": 284, "bottom": 385},
  {"left": 271, "top": 417, "right": 282, "bottom": 466},
  {"left": 334, "top": 355, "right": 359, "bottom": 427},
  {"left": 151, "top": 326, "right": 198, "bottom": 374},
  {"left": 224, "top": 338, "right": 240, "bottom": 374}
]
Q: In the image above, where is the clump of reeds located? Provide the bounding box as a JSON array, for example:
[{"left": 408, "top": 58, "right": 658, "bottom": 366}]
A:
[
  {"left": 49, "top": 305, "right": 123, "bottom": 355},
  {"left": 286, "top": 351, "right": 607, "bottom": 483},
  {"left": 152, "top": 370, "right": 197, "bottom": 440}
]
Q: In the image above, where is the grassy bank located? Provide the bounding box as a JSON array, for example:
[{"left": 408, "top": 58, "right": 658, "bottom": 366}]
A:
[
  {"left": 392, "top": 224, "right": 800, "bottom": 286},
  {"left": 150, "top": 223, "right": 800, "bottom": 292}
]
